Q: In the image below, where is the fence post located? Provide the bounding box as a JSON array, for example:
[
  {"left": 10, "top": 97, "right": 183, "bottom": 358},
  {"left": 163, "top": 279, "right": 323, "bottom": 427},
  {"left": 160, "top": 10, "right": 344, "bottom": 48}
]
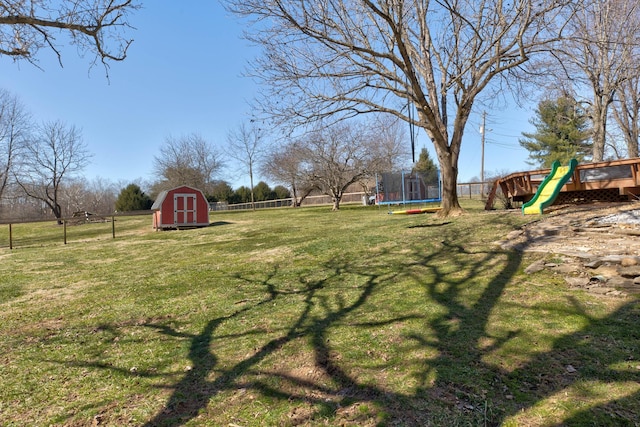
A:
[
  {"left": 9, "top": 223, "right": 12, "bottom": 250},
  {"left": 112, "top": 216, "right": 116, "bottom": 239},
  {"left": 63, "top": 220, "right": 67, "bottom": 245}
]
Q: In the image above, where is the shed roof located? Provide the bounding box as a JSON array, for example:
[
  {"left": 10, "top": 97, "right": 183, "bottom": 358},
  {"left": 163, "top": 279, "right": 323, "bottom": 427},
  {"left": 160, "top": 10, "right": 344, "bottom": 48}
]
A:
[
  {"left": 150, "top": 191, "right": 167, "bottom": 210},
  {"left": 150, "top": 186, "right": 207, "bottom": 210}
]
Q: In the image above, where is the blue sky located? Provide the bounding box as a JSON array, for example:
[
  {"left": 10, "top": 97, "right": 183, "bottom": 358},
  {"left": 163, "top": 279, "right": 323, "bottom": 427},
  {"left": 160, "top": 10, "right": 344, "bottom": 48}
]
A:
[{"left": 1, "top": 1, "right": 535, "bottom": 189}]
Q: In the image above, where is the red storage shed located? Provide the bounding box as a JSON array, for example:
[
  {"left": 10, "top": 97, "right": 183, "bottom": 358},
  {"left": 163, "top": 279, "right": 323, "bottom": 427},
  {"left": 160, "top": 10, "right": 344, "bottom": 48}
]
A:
[{"left": 152, "top": 186, "right": 210, "bottom": 230}]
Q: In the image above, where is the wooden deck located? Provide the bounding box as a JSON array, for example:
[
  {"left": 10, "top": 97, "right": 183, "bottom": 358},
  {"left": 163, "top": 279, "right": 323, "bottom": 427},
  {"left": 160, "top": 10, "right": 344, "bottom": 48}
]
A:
[{"left": 485, "top": 158, "right": 640, "bottom": 210}]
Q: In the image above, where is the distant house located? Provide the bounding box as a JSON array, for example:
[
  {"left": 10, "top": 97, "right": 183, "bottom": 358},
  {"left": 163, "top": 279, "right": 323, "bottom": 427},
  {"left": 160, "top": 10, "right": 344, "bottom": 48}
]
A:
[{"left": 151, "top": 186, "right": 210, "bottom": 230}]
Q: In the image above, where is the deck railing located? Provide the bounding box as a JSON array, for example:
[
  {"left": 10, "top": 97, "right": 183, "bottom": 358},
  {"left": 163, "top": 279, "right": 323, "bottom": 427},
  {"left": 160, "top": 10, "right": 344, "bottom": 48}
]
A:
[{"left": 485, "top": 158, "right": 640, "bottom": 209}]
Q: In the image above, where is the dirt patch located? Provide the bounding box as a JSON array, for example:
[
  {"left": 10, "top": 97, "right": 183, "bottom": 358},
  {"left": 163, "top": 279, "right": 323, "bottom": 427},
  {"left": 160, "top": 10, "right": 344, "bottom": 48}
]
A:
[
  {"left": 497, "top": 202, "right": 640, "bottom": 297},
  {"left": 248, "top": 246, "right": 293, "bottom": 263}
]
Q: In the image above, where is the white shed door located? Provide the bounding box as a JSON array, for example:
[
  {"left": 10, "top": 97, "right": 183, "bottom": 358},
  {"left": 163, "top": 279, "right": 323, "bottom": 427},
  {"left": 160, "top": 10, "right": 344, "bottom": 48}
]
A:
[{"left": 174, "top": 193, "right": 197, "bottom": 225}]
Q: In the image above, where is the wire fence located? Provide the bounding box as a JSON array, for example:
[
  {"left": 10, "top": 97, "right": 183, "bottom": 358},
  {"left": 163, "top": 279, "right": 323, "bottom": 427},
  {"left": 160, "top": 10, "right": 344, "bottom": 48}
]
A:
[
  {"left": 2, "top": 184, "right": 492, "bottom": 248},
  {"left": 211, "top": 192, "right": 372, "bottom": 211},
  {"left": 0, "top": 211, "right": 152, "bottom": 250},
  {"left": 457, "top": 182, "right": 492, "bottom": 199},
  {"left": 212, "top": 184, "right": 492, "bottom": 212}
]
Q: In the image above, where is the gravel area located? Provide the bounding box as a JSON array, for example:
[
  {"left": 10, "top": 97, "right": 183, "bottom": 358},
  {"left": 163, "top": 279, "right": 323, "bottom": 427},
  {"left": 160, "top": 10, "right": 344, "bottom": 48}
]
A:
[{"left": 595, "top": 209, "right": 640, "bottom": 225}]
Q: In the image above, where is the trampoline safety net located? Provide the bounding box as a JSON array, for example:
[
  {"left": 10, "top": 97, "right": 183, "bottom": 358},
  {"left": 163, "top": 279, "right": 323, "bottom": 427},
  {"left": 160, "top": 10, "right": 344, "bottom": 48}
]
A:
[{"left": 376, "top": 170, "right": 441, "bottom": 205}]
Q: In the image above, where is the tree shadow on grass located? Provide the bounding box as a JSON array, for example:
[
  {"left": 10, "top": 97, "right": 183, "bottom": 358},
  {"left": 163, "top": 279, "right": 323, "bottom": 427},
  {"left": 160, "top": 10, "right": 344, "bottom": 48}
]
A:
[
  {"left": 209, "top": 221, "right": 233, "bottom": 227},
  {"left": 408, "top": 225, "right": 640, "bottom": 425},
  {"left": 407, "top": 221, "right": 451, "bottom": 228},
  {"left": 63, "top": 218, "right": 640, "bottom": 426},
  {"left": 138, "top": 260, "right": 392, "bottom": 426}
]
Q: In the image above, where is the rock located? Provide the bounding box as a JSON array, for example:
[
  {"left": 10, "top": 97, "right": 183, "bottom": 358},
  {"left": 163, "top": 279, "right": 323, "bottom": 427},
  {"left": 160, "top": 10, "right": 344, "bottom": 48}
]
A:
[
  {"left": 592, "top": 265, "right": 620, "bottom": 278},
  {"left": 585, "top": 260, "right": 603, "bottom": 268},
  {"left": 553, "top": 264, "right": 581, "bottom": 274},
  {"left": 588, "top": 287, "right": 616, "bottom": 294},
  {"left": 525, "top": 260, "right": 546, "bottom": 274},
  {"left": 601, "top": 255, "right": 625, "bottom": 264},
  {"left": 606, "top": 276, "right": 635, "bottom": 288},
  {"left": 566, "top": 277, "right": 590, "bottom": 288},
  {"left": 634, "top": 277, "right": 640, "bottom": 285},
  {"left": 619, "top": 266, "right": 640, "bottom": 278},
  {"left": 562, "top": 250, "right": 592, "bottom": 259},
  {"left": 621, "top": 257, "right": 639, "bottom": 267}
]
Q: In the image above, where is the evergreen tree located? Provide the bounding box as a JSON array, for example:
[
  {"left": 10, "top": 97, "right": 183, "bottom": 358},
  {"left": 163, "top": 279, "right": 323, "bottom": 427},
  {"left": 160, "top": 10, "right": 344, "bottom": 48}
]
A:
[
  {"left": 412, "top": 147, "right": 439, "bottom": 184},
  {"left": 253, "top": 181, "right": 274, "bottom": 201},
  {"left": 209, "top": 180, "right": 235, "bottom": 202},
  {"left": 273, "top": 185, "right": 291, "bottom": 199},
  {"left": 519, "top": 97, "right": 591, "bottom": 168},
  {"left": 234, "top": 186, "right": 253, "bottom": 203},
  {"left": 115, "top": 184, "right": 153, "bottom": 212}
]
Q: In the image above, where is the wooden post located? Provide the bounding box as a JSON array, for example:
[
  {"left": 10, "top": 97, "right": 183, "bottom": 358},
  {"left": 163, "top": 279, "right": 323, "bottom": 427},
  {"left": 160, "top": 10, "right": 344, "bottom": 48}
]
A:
[
  {"left": 63, "top": 220, "right": 67, "bottom": 245},
  {"left": 112, "top": 216, "right": 116, "bottom": 239},
  {"left": 9, "top": 223, "right": 13, "bottom": 250}
]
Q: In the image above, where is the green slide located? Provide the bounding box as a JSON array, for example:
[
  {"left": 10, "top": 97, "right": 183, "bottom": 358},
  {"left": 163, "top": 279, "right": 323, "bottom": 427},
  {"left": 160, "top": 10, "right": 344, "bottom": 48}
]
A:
[{"left": 522, "top": 159, "right": 578, "bottom": 215}]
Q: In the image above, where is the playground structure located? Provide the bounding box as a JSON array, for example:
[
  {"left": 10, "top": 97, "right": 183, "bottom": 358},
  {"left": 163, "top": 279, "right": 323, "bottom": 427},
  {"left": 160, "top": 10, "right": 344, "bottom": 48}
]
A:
[
  {"left": 486, "top": 158, "right": 640, "bottom": 212},
  {"left": 522, "top": 159, "right": 578, "bottom": 215},
  {"left": 376, "top": 170, "right": 441, "bottom": 213}
]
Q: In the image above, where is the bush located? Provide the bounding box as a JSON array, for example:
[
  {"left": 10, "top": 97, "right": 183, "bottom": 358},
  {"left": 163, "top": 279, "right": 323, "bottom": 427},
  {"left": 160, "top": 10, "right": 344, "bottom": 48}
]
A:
[{"left": 115, "top": 184, "right": 153, "bottom": 211}]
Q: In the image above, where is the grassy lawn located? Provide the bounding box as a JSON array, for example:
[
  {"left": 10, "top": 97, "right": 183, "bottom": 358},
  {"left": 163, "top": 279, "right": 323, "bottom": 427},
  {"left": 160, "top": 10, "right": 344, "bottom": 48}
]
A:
[{"left": 1, "top": 201, "right": 638, "bottom": 426}]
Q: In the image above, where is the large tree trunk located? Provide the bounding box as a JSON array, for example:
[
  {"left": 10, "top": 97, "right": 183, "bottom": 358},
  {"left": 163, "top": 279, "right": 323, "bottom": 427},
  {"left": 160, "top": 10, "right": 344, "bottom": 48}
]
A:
[
  {"left": 425, "top": 107, "right": 466, "bottom": 217},
  {"left": 425, "top": 133, "right": 465, "bottom": 215},
  {"left": 52, "top": 202, "right": 63, "bottom": 225},
  {"left": 436, "top": 151, "right": 463, "bottom": 217},
  {"left": 628, "top": 137, "right": 639, "bottom": 159},
  {"left": 331, "top": 189, "right": 342, "bottom": 211},
  {"left": 591, "top": 93, "right": 609, "bottom": 162}
]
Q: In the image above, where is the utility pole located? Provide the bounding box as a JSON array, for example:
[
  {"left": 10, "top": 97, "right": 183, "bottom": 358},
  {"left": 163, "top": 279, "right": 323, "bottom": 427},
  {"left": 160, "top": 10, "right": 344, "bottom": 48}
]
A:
[{"left": 480, "top": 111, "right": 486, "bottom": 197}]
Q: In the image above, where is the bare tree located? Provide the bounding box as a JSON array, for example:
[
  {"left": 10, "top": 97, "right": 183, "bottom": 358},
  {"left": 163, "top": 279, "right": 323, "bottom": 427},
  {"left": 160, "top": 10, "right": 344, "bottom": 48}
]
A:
[
  {"left": 612, "top": 75, "right": 640, "bottom": 158},
  {"left": 225, "top": 0, "right": 575, "bottom": 216},
  {"left": 84, "top": 176, "right": 119, "bottom": 213},
  {"left": 0, "top": 0, "right": 139, "bottom": 69},
  {"left": 302, "top": 121, "right": 380, "bottom": 211},
  {"left": 61, "top": 176, "right": 119, "bottom": 214},
  {"left": 0, "top": 88, "right": 30, "bottom": 217},
  {"left": 225, "top": 123, "right": 266, "bottom": 210},
  {"left": 261, "top": 140, "right": 316, "bottom": 207},
  {"left": 367, "top": 115, "right": 411, "bottom": 174},
  {"left": 552, "top": 0, "right": 640, "bottom": 161},
  {"left": 1, "top": 182, "right": 49, "bottom": 219},
  {"left": 15, "top": 120, "right": 92, "bottom": 223},
  {"left": 152, "top": 133, "right": 224, "bottom": 197}
]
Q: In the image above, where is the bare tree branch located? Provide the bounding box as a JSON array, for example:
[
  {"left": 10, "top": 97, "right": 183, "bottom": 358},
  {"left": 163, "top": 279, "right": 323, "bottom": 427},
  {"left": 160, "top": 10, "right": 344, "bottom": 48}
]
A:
[
  {"left": 0, "top": 88, "right": 30, "bottom": 217},
  {"left": 0, "top": 0, "right": 139, "bottom": 69},
  {"left": 152, "top": 133, "right": 224, "bottom": 198},
  {"left": 546, "top": 0, "right": 640, "bottom": 161}
]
